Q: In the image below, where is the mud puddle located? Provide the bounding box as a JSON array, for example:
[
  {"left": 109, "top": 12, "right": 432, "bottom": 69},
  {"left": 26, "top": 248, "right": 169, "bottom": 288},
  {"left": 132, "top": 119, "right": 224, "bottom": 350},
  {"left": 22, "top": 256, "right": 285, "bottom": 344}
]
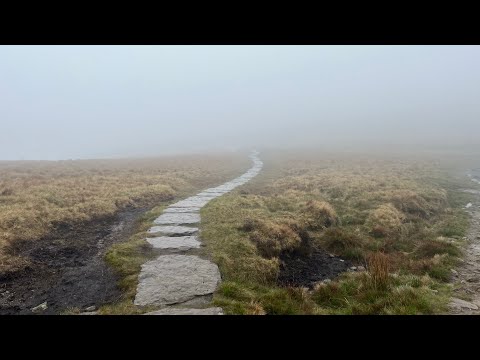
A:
[{"left": 278, "top": 249, "right": 352, "bottom": 288}]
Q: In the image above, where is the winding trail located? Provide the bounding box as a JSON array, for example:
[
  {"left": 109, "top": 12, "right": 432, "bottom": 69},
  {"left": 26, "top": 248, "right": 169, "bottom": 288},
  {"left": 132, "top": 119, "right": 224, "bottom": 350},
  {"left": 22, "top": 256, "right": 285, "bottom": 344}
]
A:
[{"left": 134, "top": 151, "right": 263, "bottom": 315}]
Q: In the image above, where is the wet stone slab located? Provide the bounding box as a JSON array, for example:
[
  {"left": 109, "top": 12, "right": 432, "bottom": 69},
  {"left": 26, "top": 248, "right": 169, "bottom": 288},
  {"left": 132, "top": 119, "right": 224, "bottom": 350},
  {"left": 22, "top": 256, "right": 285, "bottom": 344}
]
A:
[
  {"left": 196, "top": 192, "right": 223, "bottom": 198},
  {"left": 163, "top": 207, "right": 202, "bottom": 213},
  {"left": 144, "top": 307, "right": 224, "bottom": 315},
  {"left": 203, "top": 187, "right": 228, "bottom": 192},
  {"left": 153, "top": 212, "right": 201, "bottom": 225},
  {"left": 170, "top": 198, "right": 212, "bottom": 208},
  {"left": 147, "top": 236, "right": 201, "bottom": 250},
  {"left": 147, "top": 225, "right": 198, "bottom": 236},
  {"left": 134, "top": 255, "right": 221, "bottom": 307}
]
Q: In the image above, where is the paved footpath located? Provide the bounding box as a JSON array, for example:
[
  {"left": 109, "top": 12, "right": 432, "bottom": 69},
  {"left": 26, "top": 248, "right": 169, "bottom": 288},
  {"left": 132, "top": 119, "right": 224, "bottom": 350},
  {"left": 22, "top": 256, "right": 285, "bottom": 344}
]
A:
[{"left": 135, "top": 151, "right": 263, "bottom": 315}]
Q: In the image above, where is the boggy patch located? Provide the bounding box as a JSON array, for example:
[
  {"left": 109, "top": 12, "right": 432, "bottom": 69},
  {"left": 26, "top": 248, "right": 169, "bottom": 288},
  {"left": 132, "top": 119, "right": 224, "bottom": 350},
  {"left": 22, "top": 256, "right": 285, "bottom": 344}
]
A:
[
  {"left": 0, "top": 207, "right": 147, "bottom": 315},
  {"left": 277, "top": 248, "right": 351, "bottom": 288}
]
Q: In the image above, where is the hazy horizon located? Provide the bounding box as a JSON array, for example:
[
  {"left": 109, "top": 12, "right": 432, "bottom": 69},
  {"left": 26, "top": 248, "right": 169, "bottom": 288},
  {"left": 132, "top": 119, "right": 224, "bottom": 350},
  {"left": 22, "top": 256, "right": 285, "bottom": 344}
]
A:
[{"left": 2, "top": 45, "right": 480, "bottom": 160}]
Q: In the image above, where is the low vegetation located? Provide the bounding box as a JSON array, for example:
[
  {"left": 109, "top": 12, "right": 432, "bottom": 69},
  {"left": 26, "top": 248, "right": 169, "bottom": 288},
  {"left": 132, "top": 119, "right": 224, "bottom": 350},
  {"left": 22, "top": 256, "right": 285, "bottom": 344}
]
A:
[
  {"left": 99, "top": 205, "right": 166, "bottom": 315},
  {"left": 0, "top": 154, "right": 250, "bottom": 274},
  {"left": 200, "top": 150, "right": 476, "bottom": 314}
]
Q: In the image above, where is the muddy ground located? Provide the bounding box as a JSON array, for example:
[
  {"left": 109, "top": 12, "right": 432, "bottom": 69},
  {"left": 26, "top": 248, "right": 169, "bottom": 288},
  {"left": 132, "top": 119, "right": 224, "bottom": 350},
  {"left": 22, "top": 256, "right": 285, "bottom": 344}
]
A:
[
  {"left": 0, "top": 207, "right": 148, "bottom": 315},
  {"left": 278, "top": 249, "right": 351, "bottom": 288}
]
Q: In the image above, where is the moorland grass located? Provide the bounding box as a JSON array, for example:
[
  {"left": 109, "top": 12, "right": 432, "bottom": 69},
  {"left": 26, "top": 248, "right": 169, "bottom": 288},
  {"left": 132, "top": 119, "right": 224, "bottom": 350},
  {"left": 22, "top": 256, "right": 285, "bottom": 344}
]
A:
[
  {"left": 200, "top": 151, "right": 477, "bottom": 314},
  {"left": 0, "top": 154, "right": 250, "bottom": 274}
]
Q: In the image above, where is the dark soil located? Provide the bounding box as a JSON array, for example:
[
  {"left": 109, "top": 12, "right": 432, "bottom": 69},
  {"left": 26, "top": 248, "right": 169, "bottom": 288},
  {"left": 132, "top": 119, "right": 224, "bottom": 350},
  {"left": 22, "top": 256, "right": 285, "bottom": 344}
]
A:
[
  {"left": 0, "top": 207, "right": 148, "bottom": 315},
  {"left": 278, "top": 249, "right": 351, "bottom": 288}
]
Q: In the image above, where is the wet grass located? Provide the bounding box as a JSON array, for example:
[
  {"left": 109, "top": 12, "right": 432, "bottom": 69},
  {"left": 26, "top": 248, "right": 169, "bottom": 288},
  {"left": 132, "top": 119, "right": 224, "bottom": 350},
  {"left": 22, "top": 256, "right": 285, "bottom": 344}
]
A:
[
  {"left": 100, "top": 205, "right": 165, "bottom": 313},
  {"left": 311, "top": 272, "right": 450, "bottom": 315},
  {"left": 200, "top": 151, "right": 471, "bottom": 314}
]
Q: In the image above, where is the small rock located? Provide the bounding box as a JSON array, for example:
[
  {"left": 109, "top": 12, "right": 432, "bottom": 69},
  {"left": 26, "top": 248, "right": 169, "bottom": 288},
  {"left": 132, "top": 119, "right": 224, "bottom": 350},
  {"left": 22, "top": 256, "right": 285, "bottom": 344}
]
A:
[
  {"left": 329, "top": 254, "right": 335, "bottom": 258},
  {"left": 339, "top": 259, "right": 344, "bottom": 262},
  {"left": 85, "top": 306, "right": 96, "bottom": 312},
  {"left": 431, "top": 289, "right": 439, "bottom": 293},
  {"left": 357, "top": 266, "right": 366, "bottom": 272},
  {"left": 350, "top": 266, "right": 357, "bottom": 271},
  {"left": 31, "top": 301, "right": 47, "bottom": 313},
  {"left": 451, "top": 269, "right": 459, "bottom": 276},
  {"left": 466, "top": 203, "right": 473, "bottom": 209},
  {"left": 322, "top": 279, "right": 331, "bottom": 284}
]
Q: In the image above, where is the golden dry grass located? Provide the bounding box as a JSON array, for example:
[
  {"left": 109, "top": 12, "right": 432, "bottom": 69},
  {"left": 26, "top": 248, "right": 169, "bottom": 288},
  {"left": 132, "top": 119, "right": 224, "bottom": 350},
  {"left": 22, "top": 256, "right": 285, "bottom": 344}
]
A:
[
  {"left": 367, "top": 252, "right": 390, "bottom": 289},
  {"left": 0, "top": 153, "right": 250, "bottom": 273},
  {"left": 365, "top": 203, "right": 405, "bottom": 237},
  {"left": 246, "top": 218, "right": 302, "bottom": 258}
]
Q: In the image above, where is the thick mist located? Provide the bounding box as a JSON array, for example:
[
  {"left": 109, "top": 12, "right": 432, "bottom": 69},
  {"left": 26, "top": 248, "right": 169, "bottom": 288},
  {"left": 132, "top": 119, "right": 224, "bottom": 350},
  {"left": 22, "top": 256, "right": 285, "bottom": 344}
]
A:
[{"left": 1, "top": 45, "right": 480, "bottom": 160}]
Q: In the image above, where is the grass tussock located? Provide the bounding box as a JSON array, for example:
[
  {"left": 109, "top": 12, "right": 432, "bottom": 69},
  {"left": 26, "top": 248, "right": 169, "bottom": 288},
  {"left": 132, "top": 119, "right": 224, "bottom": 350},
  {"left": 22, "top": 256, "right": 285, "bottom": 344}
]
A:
[
  {"left": 244, "top": 218, "right": 303, "bottom": 258},
  {"left": 303, "top": 200, "right": 339, "bottom": 230},
  {"left": 318, "top": 228, "right": 366, "bottom": 260},
  {"left": 365, "top": 203, "right": 405, "bottom": 237}
]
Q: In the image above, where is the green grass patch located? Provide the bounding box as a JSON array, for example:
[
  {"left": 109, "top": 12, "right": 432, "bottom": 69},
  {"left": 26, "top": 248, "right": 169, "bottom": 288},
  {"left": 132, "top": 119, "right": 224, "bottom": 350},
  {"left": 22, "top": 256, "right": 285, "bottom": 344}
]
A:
[
  {"left": 312, "top": 272, "right": 450, "bottom": 315},
  {"left": 436, "top": 210, "right": 469, "bottom": 238},
  {"left": 98, "top": 205, "right": 166, "bottom": 315}
]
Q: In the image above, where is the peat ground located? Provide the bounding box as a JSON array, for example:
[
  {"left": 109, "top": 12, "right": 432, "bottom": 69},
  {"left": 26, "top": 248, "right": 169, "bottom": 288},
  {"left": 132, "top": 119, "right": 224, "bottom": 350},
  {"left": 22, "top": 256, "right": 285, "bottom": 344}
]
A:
[
  {"left": 0, "top": 206, "right": 148, "bottom": 315},
  {"left": 278, "top": 249, "right": 352, "bottom": 288}
]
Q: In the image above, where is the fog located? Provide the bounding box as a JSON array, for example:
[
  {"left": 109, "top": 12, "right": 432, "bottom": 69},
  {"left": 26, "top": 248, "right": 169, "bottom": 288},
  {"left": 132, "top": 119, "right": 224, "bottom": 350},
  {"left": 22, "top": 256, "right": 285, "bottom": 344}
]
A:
[{"left": 1, "top": 45, "right": 480, "bottom": 160}]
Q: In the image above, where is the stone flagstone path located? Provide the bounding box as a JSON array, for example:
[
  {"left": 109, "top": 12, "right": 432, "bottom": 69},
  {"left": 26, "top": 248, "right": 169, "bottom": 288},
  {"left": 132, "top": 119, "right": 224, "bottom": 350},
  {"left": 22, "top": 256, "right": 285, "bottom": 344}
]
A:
[{"left": 135, "top": 151, "right": 263, "bottom": 315}]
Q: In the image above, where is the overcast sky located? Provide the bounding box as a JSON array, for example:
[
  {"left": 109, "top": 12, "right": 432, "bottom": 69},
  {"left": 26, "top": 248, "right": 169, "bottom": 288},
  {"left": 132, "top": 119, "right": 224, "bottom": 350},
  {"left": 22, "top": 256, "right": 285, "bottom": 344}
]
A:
[{"left": 1, "top": 45, "right": 480, "bottom": 160}]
